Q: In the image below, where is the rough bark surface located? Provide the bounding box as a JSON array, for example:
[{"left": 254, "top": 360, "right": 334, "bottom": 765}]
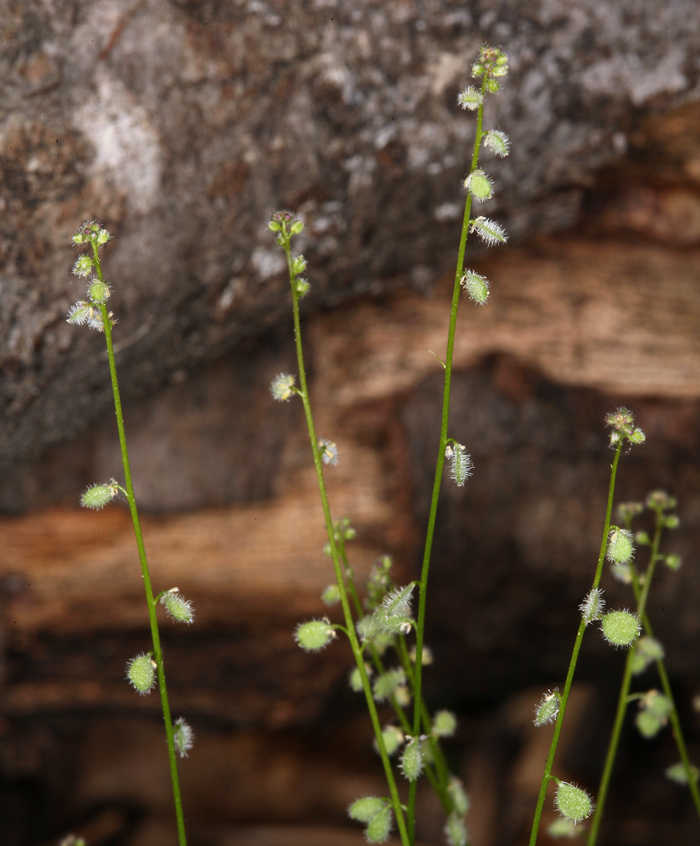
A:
[{"left": 2, "top": 0, "right": 700, "bottom": 466}]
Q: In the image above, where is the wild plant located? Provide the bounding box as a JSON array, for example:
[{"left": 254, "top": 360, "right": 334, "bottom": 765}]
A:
[
  {"left": 269, "top": 45, "right": 507, "bottom": 846},
  {"left": 59, "top": 42, "right": 700, "bottom": 846},
  {"left": 528, "top": 411, "right": 698, "bottom": 843},
  {"left": 584, "top": 491, "right": 700, "bottom": 844},
  {"left": 269, "top": 45, "right": 700, "bottom": 846},
  {"left": 66, "top": 221, "right": 193, "bottom": 846}
]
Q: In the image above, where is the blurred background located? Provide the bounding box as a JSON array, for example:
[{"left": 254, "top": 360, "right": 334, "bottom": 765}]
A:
[{"left": 1, "top": 1, "right": 700, "bottom": 844}]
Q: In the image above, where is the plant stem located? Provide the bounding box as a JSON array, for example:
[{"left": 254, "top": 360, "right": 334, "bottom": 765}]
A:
[
  {"left": 92, "top": 244, "right": 187, "bottom": 846},
  {"left": 408, "top": 75, "right": 487, "bottom": 833},
  {"left": 588, "top": 512, "right": 697, "bottom": 843},
  {"left": 282, "top": 239, "right": 411, "bottom": 846},
  {"left": 528, "top": 443, "right": 623, "bottom": 846},
  {"left": 631, "top": 607, "right": 700, "bottom": 819}
]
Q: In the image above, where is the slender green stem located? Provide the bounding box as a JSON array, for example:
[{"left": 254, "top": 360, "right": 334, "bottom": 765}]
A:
[
  {"left": 588, "top": 513, "right": 699, "bottom": 843},
  {"left": 630, "top": 605, "right": 700, "bottom": 818},
  {"left": 281, "top": 235, "right": 410, "bottom": 846},
  {"left": 338, "top": 544, "right": 450, "bottom": 811},
  {"left": 92, "top": 244, "right": 187, "bottom": 846},
  {"left": 408, "top": 74, "right": 488, "bottom": 834},
  {"left": 528, "top": 444, "right": 623, "bottom": 846}
]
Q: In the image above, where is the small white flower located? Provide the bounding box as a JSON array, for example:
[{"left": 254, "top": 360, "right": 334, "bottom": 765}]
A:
[
  {"left": 270, "top": 373, "right": 296, "bottom": 401},
  {"left": 318, "top": 438, "right": 339, "bottom": 465}
]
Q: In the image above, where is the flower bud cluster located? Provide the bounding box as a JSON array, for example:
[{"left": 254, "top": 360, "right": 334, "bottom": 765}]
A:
[
  {"left": 456, "top": 46, "right": 511, "bottom": 313},
  {"left": 605, "top": 407, "right": 645, "bottom": 447},
  {"left": 364, "top": 555, "right": 393, "bottom": 611},
  {"left": 268, "top": 212, "right": 310, "bottom": 298},
  {"left": 72, "top": 220, "right": 111, "bottom": 246},
  {"left": 67, "top": 222, "right": 116, "bottom": 332},
  {"left": 471, "top": 45, "right": 509, "bottom": 93}
]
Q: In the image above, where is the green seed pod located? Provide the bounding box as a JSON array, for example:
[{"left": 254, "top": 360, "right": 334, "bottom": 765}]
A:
[
  {"left": 349, "top": 666, "right": 364, "bottom": 692},
  {"left": 461, "top": 270, "right": 490, "bottom": 305},
  {"left": 600, "top": 610, "right": 641, "bottom": 648},
  {"left": 400, "top": 736, "right": 424, "bottom": 781},
  {"left": 80, "top": 481, "right": 119, "bottom": 510},
  {"left": 172, "top": 717, "right": 195, "bottom": 757},
  {"left": 365, "top": 804, "right": 392, "bottom": 843},
  {"left": 607, "top": 528, "right": 634, "bottom": 564},
  {"left": 444, "top": 812, "right": 468, "bottom": 846},
  {"left": 373, "top": 725, "right": 404, "bottom": 757},
  {"left": 88, "top": 280, "right": 110, "bottom": 304},
  {"left": 665, "top": 553, "right": 682, "bottom": 571},
  {"left": 534, "top": 690, "right": 560, "bottom": 727},
  {"left": 579, "top": 588, "right": 606, "bottom": 625},
  {"left": 448, "top": 443, "right": 473, "bottom": 486},
  {"left": 465, "top": 169, "right": 494, "bottom": 202},
  {"left": 628, "top": 427, "right": 645, "bottom": 444},
  {"left": 469, "top": 215, "right": 507, "bottom": 247},
  {"left": 631, "top": 636, "right": 665, "bottom": 675},
  {"left": 372, "top": 669, "right": 405, "bottom": 703},
  {"left": 482, "top": 129, "right": 510, "bottom": 158},
  {"left": 294, "top": 619, "right": 335, "bottom": 652},
  {"left": 643, "top": 689, "right": 673, "bottom": 719},
  {"left": 447, "top": 777, "right": 470, "bottom": 816},
  {"left": 321, "top": 584, "right": 341, "bottom": 606},
  {"left": 433, "top": 709, "right": 457, "bottom": 738},
  {"left": 291, "top": 255, "right": 307, "bottom": 275},
  {"left": 161, "top": 590, "right": 195, "bottom": 624},
  {"left": 547, "top": 818, "right": 578, "bottom": 838},
  {"left": 72, "top": 255, "right": 95, "bottom": 277},
  {"left": 457, "top": 86, "right": 483, "bottom": 110},
  {"left": 348, "top": 796, "right": 387, "bottom": 823},
  {"left": 666, "top": 762, "right": 700, "bottom": 785},
  {"left": 295, "top": 277, "right": 311, "bottom": 298},
  {"left": 554, "top": 781, "right": 594, "bottom": 823},
  {"left": 636, "top": 709, "right": 663, "bottom": 738},
  {"left": 127, "top": 653, "right": 156, "bottom": 695}
]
